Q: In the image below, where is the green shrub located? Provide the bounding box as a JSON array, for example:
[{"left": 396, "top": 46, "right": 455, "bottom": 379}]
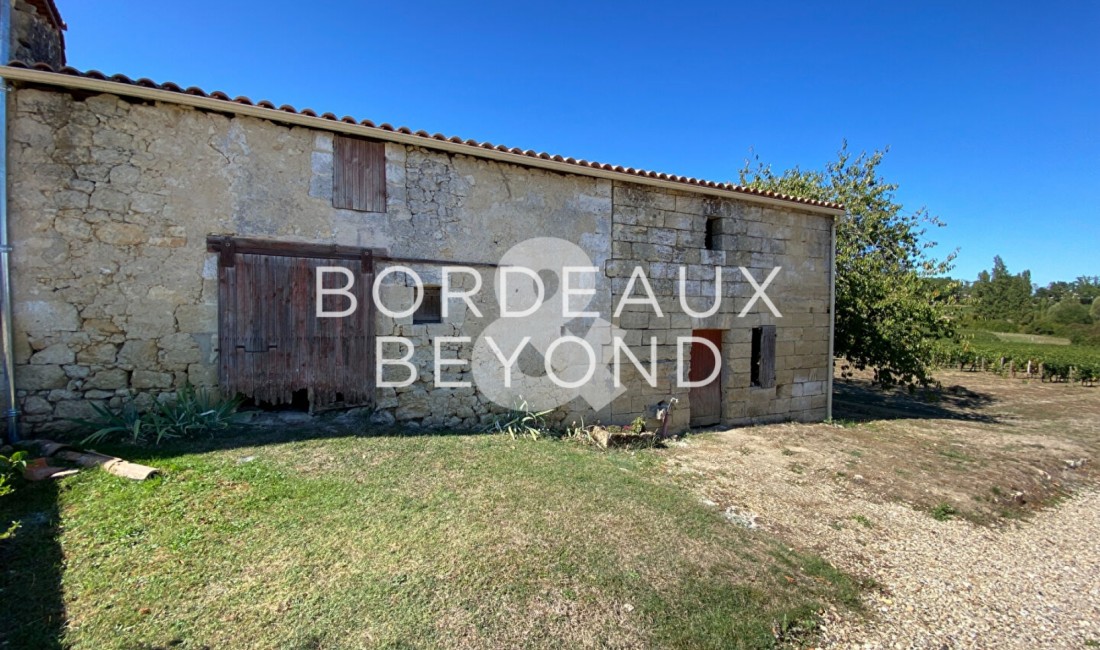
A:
[
  {"left": 1048, "top": 300, "right": 1092, "bottom": 326},
  {"left": 0, "top": 450, "right": 28, "bottom": 498},
  {"left": 74, "top": 385, "right": 243, "bottom": 446}
]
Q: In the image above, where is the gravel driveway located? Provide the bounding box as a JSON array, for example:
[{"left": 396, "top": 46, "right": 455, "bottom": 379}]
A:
[
  {"left": 667, "top": 415, "right": 1100, "bottom": 648},
  {"left": 815, "top": 489, "right": 1100, "bottom": 648}
]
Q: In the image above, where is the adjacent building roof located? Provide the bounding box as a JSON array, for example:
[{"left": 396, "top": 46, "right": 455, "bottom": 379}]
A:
[{"left": 1, "top": 61, "right": 844, "bottom": 216}]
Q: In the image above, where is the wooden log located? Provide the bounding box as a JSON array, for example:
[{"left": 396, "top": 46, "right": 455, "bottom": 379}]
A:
[{"left": 53, "top": 450, "right": 160, "bottom": 480}]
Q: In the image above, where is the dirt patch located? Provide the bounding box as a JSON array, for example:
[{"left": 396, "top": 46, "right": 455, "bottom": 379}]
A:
[{"left": 663, "top": 369, "right": 1100, "bottom": 647}]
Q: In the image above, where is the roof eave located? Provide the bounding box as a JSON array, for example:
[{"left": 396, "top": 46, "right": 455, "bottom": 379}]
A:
[{"left": 0, "top": 64, "right": 845, "bottom": 217}]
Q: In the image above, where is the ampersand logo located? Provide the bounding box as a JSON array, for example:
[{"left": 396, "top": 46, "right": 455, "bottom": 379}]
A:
[{"left": 470, "top": 237, "right": 627, "bottom": 412}]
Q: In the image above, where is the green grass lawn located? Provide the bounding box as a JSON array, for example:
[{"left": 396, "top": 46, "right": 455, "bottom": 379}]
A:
[{"left": 1, "top": 430, "right": 858, "bottom": 649}]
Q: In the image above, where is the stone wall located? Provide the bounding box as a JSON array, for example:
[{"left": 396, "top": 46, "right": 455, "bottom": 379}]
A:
[
  {"left": 607, "top": 184, "right": 832, "bottom": 427},
  {"left": 10, "top": 0, "right": 66, "bottom": 68},
  {"left": 7, "top": 84, "right": 832, "bottom": 434}
]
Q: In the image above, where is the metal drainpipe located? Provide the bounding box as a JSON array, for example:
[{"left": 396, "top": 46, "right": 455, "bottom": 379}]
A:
[
  {"left": 825, "top": 214, "right": 838, "bottom": 422},
  {"left": 0, "top": 1, "right": 21, "bottom": 443}
]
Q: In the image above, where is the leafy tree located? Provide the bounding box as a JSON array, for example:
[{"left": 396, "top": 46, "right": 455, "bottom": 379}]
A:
[
  {"left": 1048, "top": 300, "right": 1092, "bottom": 325},
  {"left": 1091, "top": 299, "right": 1100, "bottom": 322},
  {"left": 739, "top": 143, "right": 957, "bottom": 387},
  {"left": 970, "top": 256, "right": 1032, "bottom": 322}
]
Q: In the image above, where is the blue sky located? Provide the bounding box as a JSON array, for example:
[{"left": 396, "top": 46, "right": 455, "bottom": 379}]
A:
[{"left": 58, "top": 1, "right": 1098, "bottom": 286}]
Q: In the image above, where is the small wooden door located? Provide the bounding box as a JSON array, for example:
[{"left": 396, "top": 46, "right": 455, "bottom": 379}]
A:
[
  {"left": 214, "top": 239, "right": 376, "bottom": 411},
  {"left": 689, "top": 329, "right": 723, "bottom": 426}
]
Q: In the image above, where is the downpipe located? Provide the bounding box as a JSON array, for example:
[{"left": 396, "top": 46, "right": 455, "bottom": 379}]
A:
[
  {"left": 0, "top": 1, "right": 20, "bottom": 443},
  {"left": 826, "top": 214, "right": 838, "bottom": 422}
]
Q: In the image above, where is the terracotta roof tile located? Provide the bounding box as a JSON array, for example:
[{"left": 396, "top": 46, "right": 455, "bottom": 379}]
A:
[{"left": 3, "top": 61, "right": 844, "bottom": 212}]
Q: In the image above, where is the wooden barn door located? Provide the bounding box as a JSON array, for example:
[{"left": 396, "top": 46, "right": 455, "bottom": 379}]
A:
[
  {"left": 212, "top": 238, "right": 375, "bottom": 411},
  {"left": 689, "top": 329, "right": 723, "bottom": 427}
]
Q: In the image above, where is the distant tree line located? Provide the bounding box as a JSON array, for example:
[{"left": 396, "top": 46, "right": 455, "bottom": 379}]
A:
[{"left": 946, "top": 256, "right": 1100, "bottom": 344}]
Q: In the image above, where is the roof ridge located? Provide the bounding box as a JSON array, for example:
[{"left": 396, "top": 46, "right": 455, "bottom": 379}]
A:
[{"left": 3, "top": 61, "right": 844, "bottom": 212}]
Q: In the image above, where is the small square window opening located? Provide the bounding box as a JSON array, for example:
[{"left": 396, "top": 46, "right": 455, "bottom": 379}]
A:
[
  {"left": 704, "top": 217, "right": 719, "bottom": 250},
  {"left": 413, "top": 286, "right": 443, "bottom": 324}
]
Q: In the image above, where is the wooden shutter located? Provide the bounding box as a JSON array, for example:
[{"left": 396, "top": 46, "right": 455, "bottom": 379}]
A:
[
  {"left": 216, "top": 243, "right": 376, "bottom": 410},
  {"left": 333, "top": 135, "right": 386, "bottom": 212},
  {"left": 759, "top": 325, "right": 776, "bottom": 389}
]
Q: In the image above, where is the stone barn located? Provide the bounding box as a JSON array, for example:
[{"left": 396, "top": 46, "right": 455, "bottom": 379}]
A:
[{"left": 0, "top": 0, "right": 840, "bottom": 439}]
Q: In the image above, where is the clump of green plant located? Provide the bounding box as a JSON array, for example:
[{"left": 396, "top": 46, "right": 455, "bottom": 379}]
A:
[
  {"left": 152, "top": 384, "right": 243, "bottom": 441},
  {"left": 488, "top": 400, "right": 554, "bottom": 441},
  {"left": 930, "top": 502, "right": 958, "bottom": 521},
  {"left": 630, "top": 416, "right": 647, "bottom": 434},
  {"left": 563, "top": 418, "right": 596, "bottom": 445},
  {"left": 74, "top": 385, "right": 244, "bottom": 446},
  {"left": 1, "top": 450, "right": 28, "bottom": 497},
  {"left": 851, "top": 514, "right": 874, "bottom": 529},
  {"left": 1, "top": 450, "right": 28, "bottom": 540}
]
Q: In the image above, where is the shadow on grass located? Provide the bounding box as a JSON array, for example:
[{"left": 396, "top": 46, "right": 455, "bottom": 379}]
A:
[
  {"left": 46, "top": 413, "right": 530, "bottom": 470},
  {"left": 0, "top": 480, "right": 64, "bottom": 649},
  {"left": 1, "top": 413, "right": 482, "bottom": 646},
  {"left": 833, "top": 378, "right": 999, "bottom": 424}
]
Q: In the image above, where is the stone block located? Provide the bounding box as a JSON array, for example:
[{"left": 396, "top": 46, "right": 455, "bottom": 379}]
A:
[
  {"left": 175, "top": 304, "right": 217, "bottom": 333},
  {"left": 132, "top": 370, "right": 173, "bottom": 390},
  {"left": 186, "top": 363, "right": 217, "bottom": 388},
  {"left": 77, "top": 342, "right": 118, "bottom": 365},
  {"left": 124, "top": 309, "right": 176, "bottom": 339},
  {"left": 14, "top": 300, "right": 80, "bottom": 332},
  {"left": 30, "top": 343, "right": 75, "bottom": 365},
  {"left": 94, "top": 222, "right": 146, "bottom": 245},
  {"left": 86, "top": 369, "right": 129, "bottom": 390},
  {"left": 55, "top": 399, "right": 102, "bottom": 420},
  {"left": 89, "top": 186, "right": 131, "bottom": 212},
  {"left": 22, "top": 395, "right": 53, "bottom": 415},
  {"left": 116, "top": 339, "right": 158, "bottom": 368},
  {"left": 16, "top": 364, "right": 67, "bottom": 390}
]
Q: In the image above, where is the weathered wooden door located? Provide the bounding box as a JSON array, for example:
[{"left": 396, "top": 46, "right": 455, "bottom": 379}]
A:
[
  {"left": 689, "top": 329, "right": 723, "bottom": 426},
  {"left": 212, "top": 238, "right": 375, "bottom": 411}
]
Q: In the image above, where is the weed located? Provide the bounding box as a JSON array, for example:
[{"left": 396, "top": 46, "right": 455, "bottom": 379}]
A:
[
  {"left": 851, "top": 514, "right": 873, "bottom": 529},
  {"left": 489, "top": 400, "right": 555, "bottom": 440},
  {"left": 930, "top": 502, "right": 958, "bottom": 521},
  {"left": 0, "top": 450, "right": 28, "bottom": 540},
  {"left": 781, "top": 448, "right": 795, "bottom": 456},
  {"left": 788, "top": 463, "right": 805, "bottom": 475},
  {"left": 0, "top": 450, "right": 28, "bottom": 498}
]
